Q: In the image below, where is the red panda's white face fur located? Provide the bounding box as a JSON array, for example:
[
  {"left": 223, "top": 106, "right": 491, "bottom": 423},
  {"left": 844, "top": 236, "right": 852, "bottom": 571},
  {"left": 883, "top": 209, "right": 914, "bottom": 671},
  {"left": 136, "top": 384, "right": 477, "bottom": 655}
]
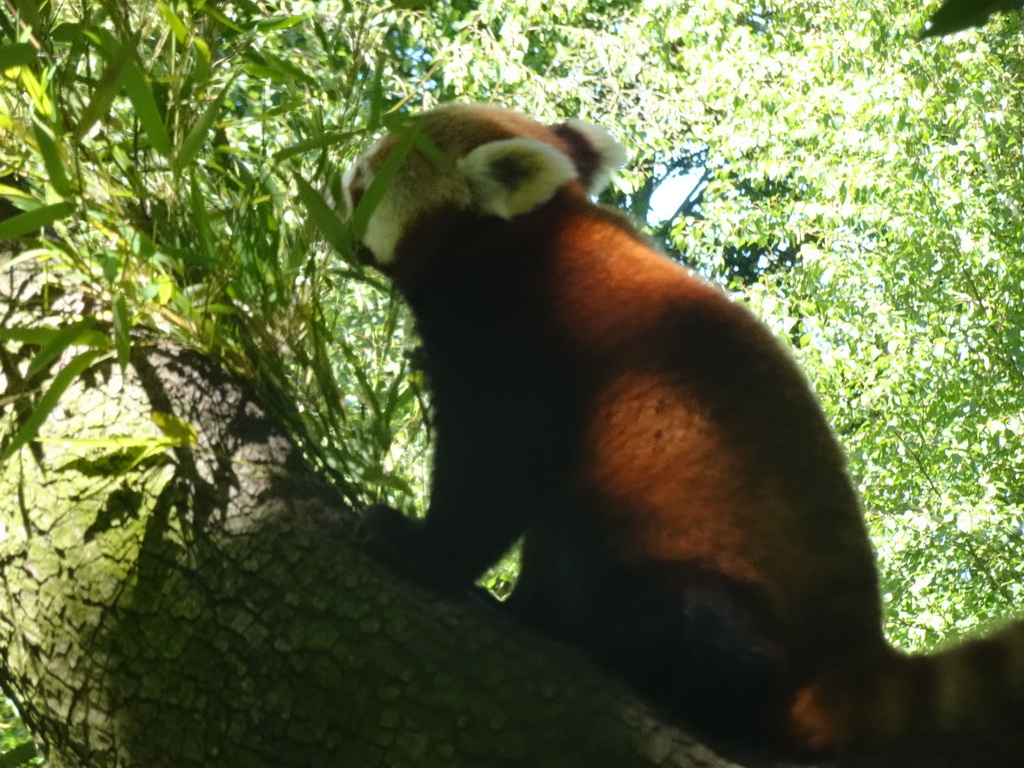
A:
[{"left": 341, "top": 103, "right": 627, "bottom": 267}]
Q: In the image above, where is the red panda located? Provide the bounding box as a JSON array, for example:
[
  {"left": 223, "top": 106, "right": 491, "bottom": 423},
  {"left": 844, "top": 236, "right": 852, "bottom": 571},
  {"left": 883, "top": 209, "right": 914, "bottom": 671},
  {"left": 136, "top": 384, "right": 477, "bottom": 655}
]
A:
[{"left": 345, "top": 103, "right": 1024, "bottom": 757}]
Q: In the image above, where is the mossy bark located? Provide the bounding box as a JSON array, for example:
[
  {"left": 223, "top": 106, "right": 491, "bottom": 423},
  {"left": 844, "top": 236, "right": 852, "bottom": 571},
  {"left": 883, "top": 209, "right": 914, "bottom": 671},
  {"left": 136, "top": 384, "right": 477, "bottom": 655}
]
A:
[
  {"left": 0, "top": 254, "right": 736, "bottom": 768},
  {"left": 3, "top": 251, "right": 1009, "bottom": 768}
]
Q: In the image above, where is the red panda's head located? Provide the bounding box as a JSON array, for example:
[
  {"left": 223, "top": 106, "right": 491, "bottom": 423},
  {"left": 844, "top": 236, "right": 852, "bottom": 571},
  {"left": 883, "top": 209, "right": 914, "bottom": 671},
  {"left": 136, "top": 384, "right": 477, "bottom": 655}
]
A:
[{"left": 341, "top": 103, "right": 627, "bottom": 269}]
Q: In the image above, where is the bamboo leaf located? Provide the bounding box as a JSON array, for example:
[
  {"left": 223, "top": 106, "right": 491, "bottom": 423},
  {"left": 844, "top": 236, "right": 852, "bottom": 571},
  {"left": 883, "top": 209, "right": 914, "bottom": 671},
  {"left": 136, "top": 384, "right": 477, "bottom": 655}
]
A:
[
  {"left": 241, "top": 51, "right": 316, "bottom": 87},
  {"left": 192, "top": 38, "right": 212, "bottom": 86},
  {"left": 74, "top": 38, "right": 134, "bottom": 140},
  {"left": 0, "top": 325, "right": 109, "bottom": 348},
  {"left": 155, "top": 1, "right": 188, "bottom": 43},
  {"left": 2, "top": 349, "right": 107, "bottom": 463},
  {"left": 8, "top": 0, "right": 41, "bottom": 29},
  {"left": 294, "top": 174, "right": 352, "bottom": 257},
  {"left": 0, "top": 327, "right": 63, "bottom": 345},
  {"left": 112, "top": 293, "right": 131, "bottom": 370},
  {"left": 123, "top": 61, "right": 173, "bottom": 157},
  {"left": 0, "top": 201, "right": 75, "bottom": 239},
  {"left": 254, "top": 14, "right": 307, "bottom": 31},
  {"left": 33, "top": 119, "right": 72, "bottom": 197},
  {"left": 25, "top": 318, "right": 98, "bottom": 380},
  {"left": 197, "top": 4, "right": 243, "bottom": 33},
  {"left": 273, "top": 129, "right": 359, "bottom": 162},
  {"left": 0, "top": 42, "right": 36, "bottom": 70},
  {"left": 174, "top": 82, "right": 232, "bottom": 171},
  {"left": 151, "top": 412, "right": 198, "bottom": 446},
  {"left": 366, "top": 58, "right": 386, "bottom": 131},
  {"left": 0, "top": 742, "right": 39, "bottom": 768},
  {"left": 188, "top": 178, "right": 215, "bottom": 257}
]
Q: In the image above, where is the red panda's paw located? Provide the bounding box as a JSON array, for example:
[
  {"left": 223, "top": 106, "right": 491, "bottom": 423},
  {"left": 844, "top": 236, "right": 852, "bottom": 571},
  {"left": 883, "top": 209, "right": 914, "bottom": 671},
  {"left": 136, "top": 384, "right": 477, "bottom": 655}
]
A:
[
  {"left": 355, "top": 503, "right": 424, "bottom": 575},
  {"left": 355, "top": 505, "right": 504, "bottom": 615}
]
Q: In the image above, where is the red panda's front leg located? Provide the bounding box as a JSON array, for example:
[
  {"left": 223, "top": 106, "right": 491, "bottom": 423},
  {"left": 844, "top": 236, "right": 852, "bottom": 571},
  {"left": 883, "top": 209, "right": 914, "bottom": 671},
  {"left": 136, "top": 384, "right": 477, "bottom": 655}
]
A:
[{"left": 358, "top": 366, "right": 574, "bottom": 594}]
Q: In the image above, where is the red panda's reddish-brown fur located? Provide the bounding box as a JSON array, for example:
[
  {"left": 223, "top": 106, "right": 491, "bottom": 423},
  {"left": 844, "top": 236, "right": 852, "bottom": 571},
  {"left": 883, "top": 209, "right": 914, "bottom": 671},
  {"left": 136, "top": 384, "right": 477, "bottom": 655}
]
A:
[{"left": 346, "top": 103, "right": 1024, "bottom": 758}]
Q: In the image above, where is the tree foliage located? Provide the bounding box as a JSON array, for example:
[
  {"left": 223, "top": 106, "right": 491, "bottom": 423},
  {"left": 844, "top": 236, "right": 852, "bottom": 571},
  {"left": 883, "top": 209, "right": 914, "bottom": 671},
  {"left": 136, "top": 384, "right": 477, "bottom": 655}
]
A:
[{"left": 1, "top": 0, "right": 1023, "bottom": 759}]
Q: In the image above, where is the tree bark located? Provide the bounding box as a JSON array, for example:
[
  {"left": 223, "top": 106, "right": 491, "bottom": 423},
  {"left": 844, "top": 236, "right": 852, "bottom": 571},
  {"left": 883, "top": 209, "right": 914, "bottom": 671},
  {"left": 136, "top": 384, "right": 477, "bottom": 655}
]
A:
[
  {"left": 0, "top": 251, "right": 1013, "bottom": 768},
  {"left": 0, "top": 253, "right": 743, "bottom": 768}
]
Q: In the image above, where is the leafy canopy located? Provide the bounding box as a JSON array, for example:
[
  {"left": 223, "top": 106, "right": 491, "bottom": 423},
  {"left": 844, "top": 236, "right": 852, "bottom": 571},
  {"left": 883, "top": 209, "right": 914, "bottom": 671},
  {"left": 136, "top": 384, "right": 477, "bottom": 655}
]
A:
[{"left": 1, "top": 1, "right": 1023, "bottom": 753}]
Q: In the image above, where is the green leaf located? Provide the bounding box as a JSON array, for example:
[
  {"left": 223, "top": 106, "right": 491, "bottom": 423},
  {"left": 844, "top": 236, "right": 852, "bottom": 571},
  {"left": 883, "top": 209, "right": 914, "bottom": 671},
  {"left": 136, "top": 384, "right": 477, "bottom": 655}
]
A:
[
  {"left": 254, "top": 14, "right": 308, "bottom": 31},
  {"left": 294, "top": 174, "right": 352, "bottom": 257},
  {"left": 273, "top": 129, "right": 359, "bottom": 162},
  {"left": 8, "top": 0, "right": 41, "bottom": 29},
  {"left": 25, "top": 318, "right": 98, "bottom": 380},
  {"left": 192, "top": 38, "right": 212, "bottom": 86},
  {"left": 155, "top": 1, "right": 188, "bottom": 43},
  {"left": 2, "top": 349, "right": 107, "bottom": 463},
  {"left": 0, "top": 201, "right": 75, "bottom": 239},
  {"left": 366, "top": 58, "right": 387, "bottom": 131},
  {"left": 0, "top": 742, "right": 39, "bottom": 768},
  {"left": 33, "top": 119, "right": 72, "bottom": 197},
  {"left": 0, "top": 42, "right": 36, "bottom": 70},
  {"left": 151, "top": 411, "right": 198, "bottom": 446},
  {"left": 74, "top": 38, "right": 134, "bottom": 140},
  {"left": 174, "top": 81, "right": 232, "bottom": 171},
  {"left": 0, "top": 325, "right": 110, "bottom": 348},
  {"left": 0, "top": 327, "right": 65, "bottom": 345},
  {"left": 50, "top": 22, "right": 82, "bottom": 43},
  {"left": 123, "top": 61, "right": 173, "bottom": 157},
  {"left": 112, "top": 293, "right": 131, "bottom": 370},
  {"left": 188, "top": 177, "right": 215, "bottom": 258},
  {"left": 242, "top": 56, "right": 316, "bottom": 87},
  {"left": 197, "top": 4, "right": 243, "bottom": 33}
]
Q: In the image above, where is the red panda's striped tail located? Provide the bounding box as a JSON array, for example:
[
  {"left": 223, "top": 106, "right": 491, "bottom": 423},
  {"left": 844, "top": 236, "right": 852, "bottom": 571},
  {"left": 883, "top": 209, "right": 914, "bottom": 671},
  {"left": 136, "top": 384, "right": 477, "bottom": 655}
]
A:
[{"left": 789, "top": 620, "right": 1024, "bottom": 757}]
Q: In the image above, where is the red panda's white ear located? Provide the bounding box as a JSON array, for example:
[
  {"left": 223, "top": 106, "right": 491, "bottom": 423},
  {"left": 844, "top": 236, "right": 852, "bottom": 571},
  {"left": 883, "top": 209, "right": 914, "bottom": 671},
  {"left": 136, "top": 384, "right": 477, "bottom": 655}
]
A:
[
  {"left": 457, "top": 138, "right": 577, "bottom": 220},
  {"left": 551, "top": 119, "right": 628, "bottom": 196}
]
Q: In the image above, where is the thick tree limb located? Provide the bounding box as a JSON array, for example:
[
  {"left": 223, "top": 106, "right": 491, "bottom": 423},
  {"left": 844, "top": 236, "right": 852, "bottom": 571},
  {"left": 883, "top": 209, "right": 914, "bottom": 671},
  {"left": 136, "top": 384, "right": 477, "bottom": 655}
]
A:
[
  {"left": 0, "top": 254, "right": 743, "bottom": 768},
  {"left": 0, "top": 252, "right": 1013, "bottom": 768}
]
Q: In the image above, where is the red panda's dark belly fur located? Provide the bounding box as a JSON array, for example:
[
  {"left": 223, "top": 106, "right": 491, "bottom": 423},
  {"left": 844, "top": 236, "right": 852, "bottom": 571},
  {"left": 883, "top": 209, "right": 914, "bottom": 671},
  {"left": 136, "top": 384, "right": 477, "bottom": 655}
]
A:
[{"left": 394, "top": 194, "right": 890, "bottom": 745}]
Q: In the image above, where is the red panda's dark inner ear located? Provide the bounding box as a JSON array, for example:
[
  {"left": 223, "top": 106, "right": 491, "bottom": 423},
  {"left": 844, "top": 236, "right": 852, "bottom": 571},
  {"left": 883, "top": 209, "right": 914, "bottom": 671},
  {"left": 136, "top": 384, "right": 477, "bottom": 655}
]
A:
[
  {"left": 346, "top": 179, "right": 365, "bottom": 214},
  {"left": 550, "top": 119, "right": 627, "bottom": 196},
  {"left": 341, "top": 158, "right": 372, "bottom": 219},
  {"left": 488, "top": 154, "right": 531, "bottom": 191}
]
